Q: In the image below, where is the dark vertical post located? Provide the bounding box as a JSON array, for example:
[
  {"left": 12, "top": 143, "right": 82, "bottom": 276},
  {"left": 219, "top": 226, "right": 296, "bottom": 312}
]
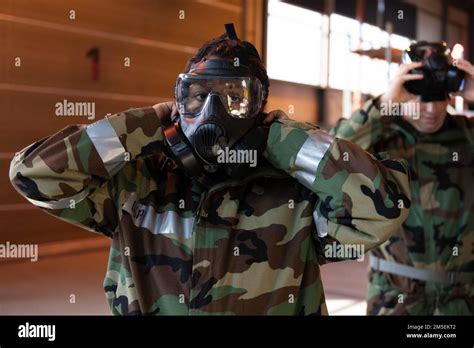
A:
[{"left": 441, "top": 0, "right": 448, "bottom": 40}]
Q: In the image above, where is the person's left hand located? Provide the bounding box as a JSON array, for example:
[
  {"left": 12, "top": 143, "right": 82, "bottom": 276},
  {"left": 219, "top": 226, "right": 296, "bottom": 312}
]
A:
[
  {"left": 152, "top": 101, "right": 176, "bottom": 127},
  {"left": 262, "top": 109, "right": 289, "bottom": 125},
  {"left": 456, "top": 59, "right": 474, "bottom": 102}
]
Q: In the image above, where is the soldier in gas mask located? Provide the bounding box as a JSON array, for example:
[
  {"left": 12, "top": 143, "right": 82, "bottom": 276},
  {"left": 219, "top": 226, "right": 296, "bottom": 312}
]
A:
[
  {"left": 333, "top": 41, "right": 474, "bottom": 315},
  {"left": 10, "top": 24, "right": 411, "bottom": 315}
]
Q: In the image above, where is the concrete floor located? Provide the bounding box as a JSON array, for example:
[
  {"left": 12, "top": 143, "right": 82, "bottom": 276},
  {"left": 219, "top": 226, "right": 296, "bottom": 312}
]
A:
[
  {"left": 321, "top": 259, "right": 369, "bottom": 315},
  {"left": 0, "top": 239, "right": 368, "bottom": 315},
  {"left": 0, "top": 248, "right": 111, "bottom": 315}
]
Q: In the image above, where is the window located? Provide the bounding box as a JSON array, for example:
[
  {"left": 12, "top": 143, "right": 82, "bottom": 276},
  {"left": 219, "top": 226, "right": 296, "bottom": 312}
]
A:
[
  {"left": 266, "top": 0, "right": 323, "bottom": 86},
  {"left": 266, "top": 1, "right": 411, "bottom": 96},
  {"left": 328, "top": 14, "right": 410, "bottom": 95}
]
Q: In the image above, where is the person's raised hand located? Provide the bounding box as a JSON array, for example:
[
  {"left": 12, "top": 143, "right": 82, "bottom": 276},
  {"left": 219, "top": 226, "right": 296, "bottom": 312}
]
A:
[
  {"left": 262, "top": 110, "right": 289, "bottom": 125},
  {"left": 152, "top": 101, "right": 176, "bottom": 127},
  {"left": 381, "top": 62, "right": 423, "bottom": 104},
  {"left": 456, "top": 59, "right": 474, "bottom": 102}
]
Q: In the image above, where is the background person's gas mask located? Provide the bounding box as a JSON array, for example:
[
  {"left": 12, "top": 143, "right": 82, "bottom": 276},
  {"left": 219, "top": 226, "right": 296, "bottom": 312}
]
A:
[
  {"left": 402, "top": 41, "right": 465, "bottom": 102},
  {"left": 164, "top": 58, "right": 267, "bottom": 179}
]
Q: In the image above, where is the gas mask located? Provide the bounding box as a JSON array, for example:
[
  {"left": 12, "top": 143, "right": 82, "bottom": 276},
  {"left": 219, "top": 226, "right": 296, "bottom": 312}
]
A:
[
  {"left": 163, "top": 58, "right": 267, "bottom": 179},
  {"left": 402, "top": 41, "right": 465, "bottom": 102}
]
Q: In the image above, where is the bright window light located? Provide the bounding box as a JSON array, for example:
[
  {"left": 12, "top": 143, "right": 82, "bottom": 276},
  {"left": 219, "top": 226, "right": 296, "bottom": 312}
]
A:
[
  {"left": 328, "top": 13, "right": 410, "bottom": 95},
  {"left": 266, "top": 0, "right": 322, "bottom": 86},
  {"left": 361, "top": 23, "right": 387, "bottom": 50},
  {"left": 390, "top": 34, "right": 411, "bottom": 50},
  {"left": 266, "top": 4, "right": 411, "bottom": 95},
  {"left": 328, "top": 14, "right": 361, "bottom": 90}
]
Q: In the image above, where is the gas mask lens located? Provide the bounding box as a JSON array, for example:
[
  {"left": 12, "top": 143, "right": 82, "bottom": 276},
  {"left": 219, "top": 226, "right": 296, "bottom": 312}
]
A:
[
  {"left": 176, "top": 74, "right": 263, "bottom": 118},
  {"left": 403, "top": 42, "right": 450, "bottom": 64}
]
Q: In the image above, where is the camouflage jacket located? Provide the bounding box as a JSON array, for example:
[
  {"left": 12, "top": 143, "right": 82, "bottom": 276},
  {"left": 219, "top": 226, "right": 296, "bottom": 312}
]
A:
[
  {"left": 10, "top": 106, "right": 410, "bottom": 315},
  {"left": 332, "top": 98, "right": 474, "bottom": 315}
]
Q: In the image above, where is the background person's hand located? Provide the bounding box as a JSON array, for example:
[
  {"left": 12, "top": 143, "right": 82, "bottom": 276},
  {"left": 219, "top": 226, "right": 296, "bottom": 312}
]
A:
[
  {"left": 380, "top": 62, "right": 424, "bottom": 104},
  {"left": 456, "top": 59, "right": 474, "bottom": 102}
]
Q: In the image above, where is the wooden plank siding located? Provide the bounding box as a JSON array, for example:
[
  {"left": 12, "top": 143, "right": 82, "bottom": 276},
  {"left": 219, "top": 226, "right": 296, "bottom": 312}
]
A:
[{"left": 0, "top": 0, "right": 245, "bottom": 244}]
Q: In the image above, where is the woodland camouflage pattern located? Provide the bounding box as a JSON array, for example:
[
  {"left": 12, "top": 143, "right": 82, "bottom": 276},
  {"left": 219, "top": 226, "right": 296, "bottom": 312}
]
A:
[
  {"left": 332, "top": 98, "right": 474, "bottom": 315},
  {"left": 10, "top": 106, "right": 410, "bottom": 315}
]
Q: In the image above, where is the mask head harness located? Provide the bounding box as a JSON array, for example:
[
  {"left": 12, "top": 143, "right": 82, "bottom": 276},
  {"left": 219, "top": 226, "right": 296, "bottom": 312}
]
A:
[
  {"left": 164, "top": 23, "right": 267, "bottom": 179},
  {"left": 402, "top": 41, "right": 465, "bottom": 102}
]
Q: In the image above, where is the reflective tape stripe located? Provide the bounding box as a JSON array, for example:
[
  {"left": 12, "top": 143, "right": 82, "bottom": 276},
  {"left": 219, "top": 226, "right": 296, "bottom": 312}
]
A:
[
  {"left": 313, "top": 210, "right": 328, "bottom": 237},
  {"left": 294, "top": 129, "right": 334, "bottom": 189},
  {"left": 123, "top": 193, "right": 194, "bottom": 239},
  {"left": 370, "top": 255, "right": 474, "bottom": 285},
  {"left": 86, "top": 118, "right": 126, "bottom": 176},
  {"left": 24, "top": 189, "right": 90, "bottom": 210}
]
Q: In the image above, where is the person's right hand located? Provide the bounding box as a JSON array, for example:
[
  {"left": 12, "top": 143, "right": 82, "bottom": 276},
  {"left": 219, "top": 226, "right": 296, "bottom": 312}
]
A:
[
  {"left": 380, "top": 62, "right": 424, "bottom": 104},
  {"left": 152, "top": 101, "right": 176, "bottom": 127},
  {"left": 456, "top": 59, "right": 474, "bottom": 102}
]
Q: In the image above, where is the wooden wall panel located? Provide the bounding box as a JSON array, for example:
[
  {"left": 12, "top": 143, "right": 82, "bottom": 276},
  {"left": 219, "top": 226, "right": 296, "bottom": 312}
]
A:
[
  {"left": 0, "top": 0, "right": 243, "bottom": 48},
  {"left": 0, "top": 0, "right": 246, "bottom": 244},
  {"left": 1, "top": 156, "right": 25, "bottom": 204},
  {"left": 324, "top": 88, "right": 344, "bottom": 128},
  {"left": 0, "top": 209, "right": 102, "bottom": 245},
  {"left": 0, "top": 92, "right": 165, "bottom": 150},
  {"left": 265, "top": 79, "right": 318, "bottom": 124},
  {"left": 1, "top": 22, "right": 188, "bottom": 97}
]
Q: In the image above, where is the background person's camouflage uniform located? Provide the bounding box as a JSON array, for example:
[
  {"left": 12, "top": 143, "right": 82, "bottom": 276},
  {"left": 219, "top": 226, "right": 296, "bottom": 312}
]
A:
[
  {"left": 332, "top": 98, "right": 474, "bottom": 315},
  {"left": 10, "top": 106, "right": 410, "bottom": 315}
]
